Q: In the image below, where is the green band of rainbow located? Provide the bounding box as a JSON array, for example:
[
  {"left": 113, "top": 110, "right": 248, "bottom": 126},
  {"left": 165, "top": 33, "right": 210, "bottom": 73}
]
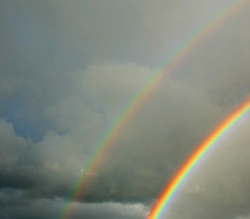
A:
[
  {"left": 59, "top": 0, "right": 249, "bottom": 218},
  {"left": 147, "top": 97, "right": 250, "bottom": 219}
]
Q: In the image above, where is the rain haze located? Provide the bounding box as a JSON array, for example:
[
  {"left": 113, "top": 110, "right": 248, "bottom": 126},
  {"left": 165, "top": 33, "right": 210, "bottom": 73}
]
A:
[{"left": 0, "top": 1, "right": 250, "bottom": 219}]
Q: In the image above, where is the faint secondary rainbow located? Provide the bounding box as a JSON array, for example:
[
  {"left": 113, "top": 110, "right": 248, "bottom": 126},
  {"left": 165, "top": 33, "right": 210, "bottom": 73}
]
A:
[
  {"left": 60, "top": 0, "right": 250, "bottom": 218},
  {"left": 147, "top": 96, "right": 250, "bottom": 219}
]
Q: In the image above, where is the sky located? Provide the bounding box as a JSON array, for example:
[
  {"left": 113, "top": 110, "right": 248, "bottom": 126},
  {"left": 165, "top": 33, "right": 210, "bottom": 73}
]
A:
[{"left": 0, "top": 0, "right": 250, "bottom": 219}]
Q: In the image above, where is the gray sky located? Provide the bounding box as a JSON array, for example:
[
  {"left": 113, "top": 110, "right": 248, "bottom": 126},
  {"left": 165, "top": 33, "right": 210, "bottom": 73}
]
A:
[{"left": 0, "top": 0, "right": 250, "bottom": 218}]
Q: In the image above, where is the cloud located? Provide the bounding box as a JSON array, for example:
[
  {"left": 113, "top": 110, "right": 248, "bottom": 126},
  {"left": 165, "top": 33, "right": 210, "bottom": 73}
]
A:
[
  {"left": 0, "top": 119, "right": 28, "bottom": 174},
  {"left": 0, "top": 59, "right": 249, "bottom": 218},
  {"left": 0, "top": 62, "right": 223, "bottom": 201},
  {"left": 64, "top": 63, "right": 223, "bottom": 202},
  {"left": 0, "top": 196, "right": 147, "bottom": 219}
]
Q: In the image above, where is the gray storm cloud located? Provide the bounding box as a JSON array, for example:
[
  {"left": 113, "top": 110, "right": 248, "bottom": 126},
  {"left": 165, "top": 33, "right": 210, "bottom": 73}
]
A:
[
  {"left": 0, "top": 0, "right": 250, "bottom": 219},
  {"left": 0, "top": 197, "right": 147, "bottom": 219}
]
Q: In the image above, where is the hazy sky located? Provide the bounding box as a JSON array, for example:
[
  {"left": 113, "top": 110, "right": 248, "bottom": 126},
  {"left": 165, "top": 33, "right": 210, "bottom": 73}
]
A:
[{"left": 1, "top": 1, "right": 250, "bottom": 219}]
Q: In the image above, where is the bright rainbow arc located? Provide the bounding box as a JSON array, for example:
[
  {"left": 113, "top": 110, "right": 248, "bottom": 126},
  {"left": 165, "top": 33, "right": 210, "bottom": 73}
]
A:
[
  {"left": 60, "top": 0, "right": 250, "bottom": 218},
  {"left": 147, "top": 97, "right": 250, "bottom": 219}
]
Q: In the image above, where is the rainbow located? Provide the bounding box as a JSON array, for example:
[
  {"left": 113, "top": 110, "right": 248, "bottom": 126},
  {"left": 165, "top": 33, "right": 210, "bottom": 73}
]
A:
[
  {"left": 147, "top": 96, "right": 250, "bottom": 219},
  {"left": 59, "top": 0, "right": 250, "bottom": 218}
]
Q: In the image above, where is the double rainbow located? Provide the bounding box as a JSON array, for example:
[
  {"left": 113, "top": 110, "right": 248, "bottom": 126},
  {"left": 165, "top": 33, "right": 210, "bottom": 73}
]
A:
[{"left": 59, "top": 0, "right": 250, "bottom": 219}]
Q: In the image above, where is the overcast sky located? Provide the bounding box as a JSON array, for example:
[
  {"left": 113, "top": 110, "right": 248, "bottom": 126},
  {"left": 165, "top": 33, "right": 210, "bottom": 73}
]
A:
[{"left": 1, "top": 1, "right": 250, "bottom": 219}]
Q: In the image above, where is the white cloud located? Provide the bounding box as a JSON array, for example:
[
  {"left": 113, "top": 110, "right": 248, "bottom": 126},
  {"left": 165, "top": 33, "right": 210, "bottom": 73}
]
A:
[{"left": 0, "top": 119, "right": 28, "bottom": 173}]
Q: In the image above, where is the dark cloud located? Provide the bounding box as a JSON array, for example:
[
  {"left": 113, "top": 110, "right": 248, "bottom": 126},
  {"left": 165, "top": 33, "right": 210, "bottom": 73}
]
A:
[{"left": 0, "top": 198, "right": 147, "bottom": 219}]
